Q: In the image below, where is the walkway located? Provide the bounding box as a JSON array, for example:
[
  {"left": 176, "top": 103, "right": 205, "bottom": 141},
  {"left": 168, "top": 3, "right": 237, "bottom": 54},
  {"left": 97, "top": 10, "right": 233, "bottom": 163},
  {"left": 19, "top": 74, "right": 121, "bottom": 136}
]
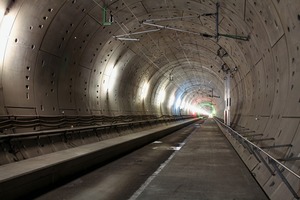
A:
[{"left": 133, "top": 119, "right": 269, "bottom": 200}]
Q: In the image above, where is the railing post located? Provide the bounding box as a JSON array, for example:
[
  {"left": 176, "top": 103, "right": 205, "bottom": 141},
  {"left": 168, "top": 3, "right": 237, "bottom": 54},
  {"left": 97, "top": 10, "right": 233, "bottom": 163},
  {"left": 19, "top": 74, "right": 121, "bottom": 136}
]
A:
[{"left": 269, "top": 159, "right": 299, "bottom": 199}]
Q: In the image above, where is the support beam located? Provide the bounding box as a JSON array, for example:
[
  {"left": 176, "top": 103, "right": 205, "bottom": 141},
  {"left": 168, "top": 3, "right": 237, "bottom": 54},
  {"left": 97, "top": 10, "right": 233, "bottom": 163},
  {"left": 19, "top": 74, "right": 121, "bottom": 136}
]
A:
[
  {"left": 250, "top": 138, "right": 275, "bottom": 142},
  {"left": 270, "top": 160, "right": 300, "bottom": 199},
  {"left": 113, "top": 29, "right": 161, "bottom": 38},
  {"left": 261, "top": 144, "right": 293, "bottom": 149},
  {"left": 240, "top": 130, "right": 256, "bottom": 134},
  {"left": 243, "top": 134, "right": 263, "bottom": 137},
  {"left": 278, "top": 157, "right": 300, "bottom": 162}
]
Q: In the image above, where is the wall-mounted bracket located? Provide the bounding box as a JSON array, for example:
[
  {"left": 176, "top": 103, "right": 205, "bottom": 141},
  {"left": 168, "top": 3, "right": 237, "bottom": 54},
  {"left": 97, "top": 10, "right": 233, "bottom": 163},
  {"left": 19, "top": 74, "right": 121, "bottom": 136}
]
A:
[
  {"left": 102, "top": 6, "right": 113, "bottom": 26},
  {"left": 214, "top": 3, "right": 250, "bottom": 42}
]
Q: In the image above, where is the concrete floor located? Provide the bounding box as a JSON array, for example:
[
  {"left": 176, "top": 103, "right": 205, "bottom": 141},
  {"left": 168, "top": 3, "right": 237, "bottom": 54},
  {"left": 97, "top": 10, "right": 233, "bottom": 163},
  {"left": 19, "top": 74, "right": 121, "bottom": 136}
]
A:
[
  {"left": 34, "top": 120, "right": 269, "bottom": 200},
  {"left": 134, "top": 119, "right": 269, "bottom": 200}
]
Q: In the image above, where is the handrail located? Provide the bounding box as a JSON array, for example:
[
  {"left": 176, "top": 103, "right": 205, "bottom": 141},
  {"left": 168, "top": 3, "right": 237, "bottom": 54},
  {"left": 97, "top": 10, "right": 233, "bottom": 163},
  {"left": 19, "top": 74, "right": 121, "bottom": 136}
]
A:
[{"left": 214, "top": 117, "right": 300, "bottom": 199}]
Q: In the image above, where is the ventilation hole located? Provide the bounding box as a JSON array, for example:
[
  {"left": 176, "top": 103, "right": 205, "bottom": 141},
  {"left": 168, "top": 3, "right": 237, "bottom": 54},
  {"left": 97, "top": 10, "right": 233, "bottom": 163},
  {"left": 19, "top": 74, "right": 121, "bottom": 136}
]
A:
[
  {"left": 31, "top": 45, "right": 35, "bottom": 49},
  {"left": 39, "top": 25, "right": 44, "bottom": 29},
  {"left": 27, "top": 66, "right": 30, "bottom": 71},
  {"left": 72, "top": 0, "right": 76, "bottom": 3},
  {"left": 292, "top": 58, "right": 295, "bottom": 63},
  {"left": 43, "top": 16, "right": 48, "bottom": 20},
  {"left": 14, "top": 38, "right": 17, "bottom": 43},
  {"left": 269, "top": 181, "right": 275, "bottom": 187},
  {"left": 51, "top": 72, "right": 55, "bottom": 77},
  {"left": 274, "top": 20, "right": 278, "bottom": 27},
  {"left": 41, "top": 105, "right": 44, "bottom": 111},
  {"left": 29, "top": 26, "right": 33, "bottom": 30},
  {"left": 26, "top": 92, "right": 29, "bottom": 99},
  {"left": 287, "top": 26, "right": 290, "bottom": 32},
  {"left": 53, "top": 107, "right": 56, "bottom": 111},
  {"left": 51, "top": 89, "right": 54, "bottom": 92},
  {"left": 48, "top": 8, "right": 53, "bottom": 12},
  {"left": 51, "top": 81, "right": 54, "bottom": 85},
  {"left": 26, "top": 76, "right": 30, "bottom": 80},
  {"left": 298, "top": 14, "right": 300, "bottom": 21},
  {"left": 26, "top": 85, "right": 29, "bottom": 90},
  {"left": 291, "top": 85, "right": 294, "bottom": 90},
  {"left": 292, "top": 71, "right": 295, "bottom": 76},
  {"left": 278, "top": 130, "right": 282, "bottom": 137}
]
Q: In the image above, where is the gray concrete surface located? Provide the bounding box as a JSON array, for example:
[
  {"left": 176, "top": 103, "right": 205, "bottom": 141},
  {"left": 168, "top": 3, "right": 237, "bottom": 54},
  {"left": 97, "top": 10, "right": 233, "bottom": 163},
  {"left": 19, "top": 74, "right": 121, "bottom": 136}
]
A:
[
  {"left": 33, "top": 121, "right": 199, "bottom": 200},
  {"left": 0, "top": 119, "right": 197, "bottom": 200},
  {"left": 134, "top": 119, "right": 269, "bottom": 200}
]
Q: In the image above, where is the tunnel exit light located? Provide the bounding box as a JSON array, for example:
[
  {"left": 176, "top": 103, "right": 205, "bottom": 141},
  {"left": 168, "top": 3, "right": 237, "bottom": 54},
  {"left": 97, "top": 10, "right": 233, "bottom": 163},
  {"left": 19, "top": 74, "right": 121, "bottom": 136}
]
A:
[{"left": 199, "top": 102, "right": 217, "bottom": 117}]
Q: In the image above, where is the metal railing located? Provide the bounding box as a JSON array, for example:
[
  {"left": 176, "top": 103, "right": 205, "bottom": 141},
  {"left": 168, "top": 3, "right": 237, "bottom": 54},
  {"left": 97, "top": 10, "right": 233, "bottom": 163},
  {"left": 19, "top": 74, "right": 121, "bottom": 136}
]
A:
[{"left": 214, "top": 118, "right": 300, "bottom": 199}]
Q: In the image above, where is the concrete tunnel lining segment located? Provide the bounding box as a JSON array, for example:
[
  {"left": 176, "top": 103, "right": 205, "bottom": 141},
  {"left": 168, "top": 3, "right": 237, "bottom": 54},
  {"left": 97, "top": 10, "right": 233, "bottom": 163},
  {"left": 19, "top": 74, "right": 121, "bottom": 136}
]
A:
[{"left": 0, "top": 0, "right": 300, "bottom": 199}]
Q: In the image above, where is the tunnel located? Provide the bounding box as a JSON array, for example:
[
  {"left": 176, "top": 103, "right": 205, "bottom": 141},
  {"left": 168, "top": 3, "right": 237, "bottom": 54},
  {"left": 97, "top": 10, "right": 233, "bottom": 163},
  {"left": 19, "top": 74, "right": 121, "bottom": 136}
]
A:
[{"left": 0, "top": 0, "right": 300, "bottom": 199}]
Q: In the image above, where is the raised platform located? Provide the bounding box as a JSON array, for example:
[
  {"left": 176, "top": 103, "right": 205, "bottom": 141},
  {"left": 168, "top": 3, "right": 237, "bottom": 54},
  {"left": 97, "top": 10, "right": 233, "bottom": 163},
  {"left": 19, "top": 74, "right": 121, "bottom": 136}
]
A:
[{"left": 0, "top": 118, "right": 198, "bottom": 200}]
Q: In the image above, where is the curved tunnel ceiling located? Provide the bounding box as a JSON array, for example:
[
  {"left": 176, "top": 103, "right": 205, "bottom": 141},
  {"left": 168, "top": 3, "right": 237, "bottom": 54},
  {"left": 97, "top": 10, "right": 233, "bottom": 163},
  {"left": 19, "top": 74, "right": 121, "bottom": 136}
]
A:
[
  {"left": 1, "top": 1, "right": 300, "bottom": 198},
  {"left": 0, "top": 0, "right": 299, "bottom": 121}
]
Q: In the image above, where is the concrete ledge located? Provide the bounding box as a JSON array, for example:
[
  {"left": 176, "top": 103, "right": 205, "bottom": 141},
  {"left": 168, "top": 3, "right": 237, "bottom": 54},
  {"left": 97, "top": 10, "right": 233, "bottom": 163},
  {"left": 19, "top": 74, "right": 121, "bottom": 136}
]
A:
[{"left": 0, "top": 118, "right": 198, "bottom": 200}]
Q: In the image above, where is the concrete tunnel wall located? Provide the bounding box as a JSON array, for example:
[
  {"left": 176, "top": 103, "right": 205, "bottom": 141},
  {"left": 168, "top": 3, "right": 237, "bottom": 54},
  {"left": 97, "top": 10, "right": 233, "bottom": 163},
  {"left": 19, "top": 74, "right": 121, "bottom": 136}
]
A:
[{"left": 0, "top": 0, "right": 300, "bottom": 199}]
